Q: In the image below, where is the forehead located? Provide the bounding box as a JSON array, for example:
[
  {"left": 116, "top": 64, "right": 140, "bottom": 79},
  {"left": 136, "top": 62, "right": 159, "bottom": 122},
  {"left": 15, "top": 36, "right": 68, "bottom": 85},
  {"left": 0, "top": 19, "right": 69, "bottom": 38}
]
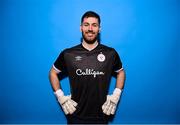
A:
[{"left": 82, "top": 17, "right": 99, "bottom": 24}]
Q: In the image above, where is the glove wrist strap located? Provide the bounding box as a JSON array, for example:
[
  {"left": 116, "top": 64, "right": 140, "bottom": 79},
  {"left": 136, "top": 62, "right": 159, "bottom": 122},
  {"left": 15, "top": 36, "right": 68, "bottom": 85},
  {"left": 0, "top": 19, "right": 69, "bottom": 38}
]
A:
[
  {"left": 113, "top": 88, "right": 122, "bottom": 96},
  {"left": 54, "top": 89, "right": 64, "bottom": 98}
]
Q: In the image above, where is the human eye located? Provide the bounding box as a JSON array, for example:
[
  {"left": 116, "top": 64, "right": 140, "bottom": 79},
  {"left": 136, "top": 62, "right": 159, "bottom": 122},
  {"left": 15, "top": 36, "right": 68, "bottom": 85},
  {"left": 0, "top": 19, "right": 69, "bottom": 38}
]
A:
[
  {"left": 92, "top": 23, "right": 98, "bottom": 27},
  {"left": 83, "top": 23, "right": 89, "bottom": 26}
]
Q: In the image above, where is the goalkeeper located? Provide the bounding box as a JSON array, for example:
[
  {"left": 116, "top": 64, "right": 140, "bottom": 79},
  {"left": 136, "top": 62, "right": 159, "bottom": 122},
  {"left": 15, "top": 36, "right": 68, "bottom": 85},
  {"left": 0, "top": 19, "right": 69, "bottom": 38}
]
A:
[{"left": 49, "top": 11, "right": 126, "bottom": 124}]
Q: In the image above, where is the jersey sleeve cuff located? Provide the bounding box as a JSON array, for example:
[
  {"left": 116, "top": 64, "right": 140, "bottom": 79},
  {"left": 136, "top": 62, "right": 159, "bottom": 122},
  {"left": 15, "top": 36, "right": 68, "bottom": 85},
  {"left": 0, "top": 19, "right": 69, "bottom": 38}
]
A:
[
  {"left": 53, "top": 65, "right": 61, "bottom": 73},
  {"left": 115, "top": 67, "right": 124, "bottom": 73}
]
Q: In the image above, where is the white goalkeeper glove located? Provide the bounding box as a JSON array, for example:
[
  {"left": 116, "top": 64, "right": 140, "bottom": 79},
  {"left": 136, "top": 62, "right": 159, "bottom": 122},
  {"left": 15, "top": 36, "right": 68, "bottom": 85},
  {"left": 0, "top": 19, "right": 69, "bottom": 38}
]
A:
[
  {"left": 54, "top": 89, "right": 77, "bottom": 115},
  {"left": 102, "top": 88, "right": 122, "bottom": 115}
]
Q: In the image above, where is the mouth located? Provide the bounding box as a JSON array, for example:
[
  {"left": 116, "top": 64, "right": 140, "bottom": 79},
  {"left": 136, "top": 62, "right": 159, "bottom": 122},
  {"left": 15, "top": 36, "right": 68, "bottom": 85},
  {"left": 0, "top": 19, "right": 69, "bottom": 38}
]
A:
[{"left": 86, "top": 32, "right": 95, "bottom": 37}]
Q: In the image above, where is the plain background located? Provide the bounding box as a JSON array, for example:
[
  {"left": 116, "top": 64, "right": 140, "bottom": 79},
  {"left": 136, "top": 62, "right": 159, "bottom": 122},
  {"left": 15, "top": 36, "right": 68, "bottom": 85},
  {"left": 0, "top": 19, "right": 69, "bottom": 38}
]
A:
[{"left": 1, "top": 0, "right": 179, "bottom": 124}]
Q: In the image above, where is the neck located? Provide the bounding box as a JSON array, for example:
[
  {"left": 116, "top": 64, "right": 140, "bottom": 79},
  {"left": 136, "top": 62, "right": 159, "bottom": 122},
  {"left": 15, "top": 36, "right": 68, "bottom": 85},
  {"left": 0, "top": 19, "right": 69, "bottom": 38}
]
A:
[{"left": 82, "top": 41, "right": 98, "bottom": 51}]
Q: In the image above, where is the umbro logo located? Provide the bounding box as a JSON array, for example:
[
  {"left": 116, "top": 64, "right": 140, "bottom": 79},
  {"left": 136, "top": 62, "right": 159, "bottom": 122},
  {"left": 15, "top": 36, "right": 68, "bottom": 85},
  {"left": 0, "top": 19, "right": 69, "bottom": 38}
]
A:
[{"left": 75, "top": 56, "right": 82, "bottom": 61}]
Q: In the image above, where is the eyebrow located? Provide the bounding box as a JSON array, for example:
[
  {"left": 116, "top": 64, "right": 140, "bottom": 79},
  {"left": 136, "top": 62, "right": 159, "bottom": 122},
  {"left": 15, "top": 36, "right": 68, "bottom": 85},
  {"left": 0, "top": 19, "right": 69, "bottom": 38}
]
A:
[{"left": 83, "top": 22, "right": 99, "bottom": 25}]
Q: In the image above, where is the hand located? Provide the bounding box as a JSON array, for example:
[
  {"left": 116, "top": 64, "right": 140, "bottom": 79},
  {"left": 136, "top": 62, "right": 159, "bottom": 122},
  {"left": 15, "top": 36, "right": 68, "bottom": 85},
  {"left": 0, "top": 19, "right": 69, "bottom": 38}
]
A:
[
  {"left": 55, "top": 89, "right": 78, "bottom": 115},
  {"left": 102, "top": 88, "right": 122, "bottom": 115}
]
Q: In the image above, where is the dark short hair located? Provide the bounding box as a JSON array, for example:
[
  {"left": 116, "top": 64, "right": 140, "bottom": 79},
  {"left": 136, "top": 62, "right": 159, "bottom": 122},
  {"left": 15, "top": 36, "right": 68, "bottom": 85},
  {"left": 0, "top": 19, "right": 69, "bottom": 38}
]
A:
[{"left": 81, "top": 11, "right": 101, "bottom": 25}]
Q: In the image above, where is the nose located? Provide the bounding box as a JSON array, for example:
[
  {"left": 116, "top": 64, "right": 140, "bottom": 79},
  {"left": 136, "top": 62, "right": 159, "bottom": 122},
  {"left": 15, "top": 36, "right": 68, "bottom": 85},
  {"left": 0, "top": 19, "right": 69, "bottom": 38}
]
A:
[{"left": 88, "top": 25, "right": 93, "bottom": 31}]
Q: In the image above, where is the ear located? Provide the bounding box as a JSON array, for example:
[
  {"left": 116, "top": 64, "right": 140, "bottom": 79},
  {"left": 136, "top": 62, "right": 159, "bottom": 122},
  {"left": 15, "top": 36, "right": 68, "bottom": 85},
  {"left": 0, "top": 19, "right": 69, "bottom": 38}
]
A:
[
  {"left": 80, "top": 25, "right": 83, "bottom": 32},
  {"left": 98, "top": 27, "right": 101, "bottom": 33}
]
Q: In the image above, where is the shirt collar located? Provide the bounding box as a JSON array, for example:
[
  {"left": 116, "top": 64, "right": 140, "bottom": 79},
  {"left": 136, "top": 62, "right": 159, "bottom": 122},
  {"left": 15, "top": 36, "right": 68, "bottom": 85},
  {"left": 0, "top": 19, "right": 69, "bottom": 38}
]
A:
[{"left": 81, "top": 41, "right": 99, "bottom": 51}]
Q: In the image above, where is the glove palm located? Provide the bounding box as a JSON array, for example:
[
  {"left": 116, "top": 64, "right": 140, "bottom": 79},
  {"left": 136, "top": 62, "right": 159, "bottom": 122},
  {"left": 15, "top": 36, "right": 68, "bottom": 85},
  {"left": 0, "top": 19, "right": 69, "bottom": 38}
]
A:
[
  {"left": 55, "top": 89, "right": 77, "bottom": 115},
  {"left": 102, "top": 88, "right": 122, "bottom": 115}
]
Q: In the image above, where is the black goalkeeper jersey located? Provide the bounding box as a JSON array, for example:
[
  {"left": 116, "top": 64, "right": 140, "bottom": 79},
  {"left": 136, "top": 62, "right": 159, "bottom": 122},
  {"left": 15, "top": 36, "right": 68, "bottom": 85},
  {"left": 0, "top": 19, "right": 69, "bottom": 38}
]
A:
[{"left": 53, "top": 43, "right": 122, "bottom": 121}]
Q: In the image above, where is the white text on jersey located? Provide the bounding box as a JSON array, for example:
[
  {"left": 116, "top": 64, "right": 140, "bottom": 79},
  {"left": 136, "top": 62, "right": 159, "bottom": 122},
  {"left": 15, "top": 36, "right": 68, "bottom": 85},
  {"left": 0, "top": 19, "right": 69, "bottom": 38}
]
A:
[{"left": 76, "top": 68, "right": 104, "bottom": 78}]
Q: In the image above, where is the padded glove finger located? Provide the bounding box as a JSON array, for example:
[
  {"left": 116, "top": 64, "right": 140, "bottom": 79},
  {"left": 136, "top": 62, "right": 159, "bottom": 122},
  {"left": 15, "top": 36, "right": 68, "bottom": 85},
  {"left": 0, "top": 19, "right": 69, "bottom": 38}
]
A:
[
  {"left": 66, "top": 100, "right": 76, "bottom": 114},
  {"left": 62, "top": 103, "right": 69, "bottom": 115},
  {"left": 102, "top": 100, "right": 108, "bottom": 110},
  {"left": 103, "top": 100, "right": 111, "bottom": 114},
  {"left": 111, "top": 104, "right": 116, "bottom": 115},
  {"left": 102, "top": 95, "right": 110, "bottom": 110},
  {"left": 106, "top": 103, "right": 114, "bottom": 115},
  {"left": 70, "top": 99, "right": 78, "bottom": 107}
]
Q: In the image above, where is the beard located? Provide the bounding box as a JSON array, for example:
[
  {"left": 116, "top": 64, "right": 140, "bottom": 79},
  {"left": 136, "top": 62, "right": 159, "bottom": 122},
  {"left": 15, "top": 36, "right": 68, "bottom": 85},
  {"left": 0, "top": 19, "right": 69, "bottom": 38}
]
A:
[{"left": 82, "top": 31, "right": 99, "bottom": 44}]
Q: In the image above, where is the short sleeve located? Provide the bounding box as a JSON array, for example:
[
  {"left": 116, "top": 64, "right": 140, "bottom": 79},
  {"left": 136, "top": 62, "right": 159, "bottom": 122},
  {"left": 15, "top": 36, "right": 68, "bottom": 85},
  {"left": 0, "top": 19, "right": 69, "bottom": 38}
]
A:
[
  {"left": 53, "top": 50, "right": 67, "bottom": 73},
  {"left": 113, "top": 50, "right": 123, "bottom": 73}
]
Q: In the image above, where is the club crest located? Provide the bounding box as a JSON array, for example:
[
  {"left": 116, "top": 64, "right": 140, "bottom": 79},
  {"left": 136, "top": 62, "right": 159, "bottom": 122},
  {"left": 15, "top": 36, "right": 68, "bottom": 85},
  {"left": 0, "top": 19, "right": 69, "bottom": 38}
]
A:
[{"left": 97, "top": 53, "right": 105, "bottom": 62}]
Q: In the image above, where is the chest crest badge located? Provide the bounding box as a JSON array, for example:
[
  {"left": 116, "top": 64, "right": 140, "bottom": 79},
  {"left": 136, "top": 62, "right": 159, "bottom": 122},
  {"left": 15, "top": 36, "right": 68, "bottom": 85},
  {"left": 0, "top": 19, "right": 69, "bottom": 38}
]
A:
[{"left": 97, "top": 52, "right": 106, "bottom": 62}]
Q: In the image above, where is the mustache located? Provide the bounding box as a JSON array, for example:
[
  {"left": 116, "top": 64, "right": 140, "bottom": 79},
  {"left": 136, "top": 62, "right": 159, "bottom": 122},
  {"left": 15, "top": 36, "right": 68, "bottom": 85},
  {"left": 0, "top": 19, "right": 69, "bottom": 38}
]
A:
[{"left": 85, "top": 31, "right": 95, "bottom": 34}]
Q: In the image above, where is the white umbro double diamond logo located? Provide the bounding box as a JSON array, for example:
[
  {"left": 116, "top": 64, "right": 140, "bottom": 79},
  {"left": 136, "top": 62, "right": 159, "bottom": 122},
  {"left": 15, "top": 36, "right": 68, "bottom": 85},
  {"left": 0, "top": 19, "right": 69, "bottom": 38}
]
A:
[{"left": 75, "top": 56, "right": 82, "bottom": 61}]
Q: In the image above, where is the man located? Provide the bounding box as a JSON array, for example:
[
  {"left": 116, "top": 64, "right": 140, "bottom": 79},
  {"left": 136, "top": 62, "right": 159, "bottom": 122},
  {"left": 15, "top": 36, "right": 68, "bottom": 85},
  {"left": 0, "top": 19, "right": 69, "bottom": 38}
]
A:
[{"left": 49, "top": 11, "right": 125, "bottom": 124}]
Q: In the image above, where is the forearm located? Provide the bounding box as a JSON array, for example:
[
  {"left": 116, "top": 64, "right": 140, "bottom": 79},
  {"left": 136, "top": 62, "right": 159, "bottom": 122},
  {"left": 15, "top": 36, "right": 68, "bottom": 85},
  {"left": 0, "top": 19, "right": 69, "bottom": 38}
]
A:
[
  {"left": 49, "top": 67, "right": 61, "bottom": 91},
  {"left": 116, "top": 69, "right": 125, "bottom": 90}
]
